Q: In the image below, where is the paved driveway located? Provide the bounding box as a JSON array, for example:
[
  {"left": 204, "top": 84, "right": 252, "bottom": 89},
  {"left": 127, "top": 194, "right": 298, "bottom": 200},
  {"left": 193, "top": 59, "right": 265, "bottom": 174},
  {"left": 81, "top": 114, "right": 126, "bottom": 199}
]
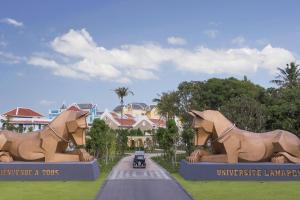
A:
[{"left": 95, "top": 155, "right": 193, "bottom": 200}]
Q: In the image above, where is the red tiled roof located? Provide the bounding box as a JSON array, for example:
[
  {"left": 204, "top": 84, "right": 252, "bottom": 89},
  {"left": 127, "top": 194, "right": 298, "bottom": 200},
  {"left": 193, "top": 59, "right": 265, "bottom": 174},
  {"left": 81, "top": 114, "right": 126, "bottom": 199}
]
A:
[
  {"left": 125, "top": 114, "right": 134, "bottom": 119},
  {"left": 67, "top": 105, "right": 81, "bottom": 111},
  {"left": 110, "top": 112, "right": 119, "bottom": 118},
  {"left": 2, "top": 107, "right": 43, "bottom": 117},
  {"left": 150, "top": 119, "right": 166, "bottom": 127},
  {"left": 114, "top": 118, "right": 136, "bottom": 127}
]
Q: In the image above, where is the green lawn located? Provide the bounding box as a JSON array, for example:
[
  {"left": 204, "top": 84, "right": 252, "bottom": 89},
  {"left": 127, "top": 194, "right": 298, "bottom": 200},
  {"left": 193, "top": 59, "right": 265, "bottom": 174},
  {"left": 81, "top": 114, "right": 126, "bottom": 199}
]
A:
[
  {"left": 152, "top": 155, "right": 300, "bottom": 200},
  {"left": 173, "top": 173, "right": 300, "bottom": 200},
  {"left": 0, "top": 158, "right": 120, "bottom": 200}
]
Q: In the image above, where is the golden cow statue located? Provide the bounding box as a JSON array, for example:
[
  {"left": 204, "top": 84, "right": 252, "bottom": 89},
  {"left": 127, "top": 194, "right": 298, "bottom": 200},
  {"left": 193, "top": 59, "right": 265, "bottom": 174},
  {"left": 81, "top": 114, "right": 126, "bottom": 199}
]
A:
[
  {"left": 0, "top": 110, "right": 94, "bottom": 162},
  {"left": 187, "top": 110, "right": 300, "bottom": 164}
]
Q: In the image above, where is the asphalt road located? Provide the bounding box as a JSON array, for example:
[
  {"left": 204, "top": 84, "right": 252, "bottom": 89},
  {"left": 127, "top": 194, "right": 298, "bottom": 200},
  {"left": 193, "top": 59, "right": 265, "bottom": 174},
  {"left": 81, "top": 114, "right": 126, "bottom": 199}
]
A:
[{"left": 95, "top": 155, "right": 193, "bottom": 200}]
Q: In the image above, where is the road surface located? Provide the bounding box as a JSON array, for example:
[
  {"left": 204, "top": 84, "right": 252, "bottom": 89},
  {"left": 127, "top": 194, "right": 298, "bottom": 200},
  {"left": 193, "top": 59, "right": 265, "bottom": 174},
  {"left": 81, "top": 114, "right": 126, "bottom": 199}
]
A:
[{"left": 95, "top": 154, "right": 193, "bottom": 200}]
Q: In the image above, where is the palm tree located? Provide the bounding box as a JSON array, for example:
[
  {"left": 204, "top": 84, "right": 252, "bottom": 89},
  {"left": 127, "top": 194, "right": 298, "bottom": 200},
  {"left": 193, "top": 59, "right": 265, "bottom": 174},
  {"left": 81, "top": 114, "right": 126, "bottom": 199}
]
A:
[
  {"left": 153, "top": 91, "right": 179, "bottom": 120},
  {"left": 271, "top": 62, "right": 300, "bottom": 88},
  {"left": 114, "top": 87, "right": 134, "bottom": 126}
]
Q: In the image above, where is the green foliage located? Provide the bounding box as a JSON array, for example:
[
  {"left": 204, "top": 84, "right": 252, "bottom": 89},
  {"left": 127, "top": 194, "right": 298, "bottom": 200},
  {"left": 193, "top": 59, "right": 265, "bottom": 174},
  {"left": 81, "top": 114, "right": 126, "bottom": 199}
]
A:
[
  {"left": 115, "top": 129, "right": 129, "bottom": 155},
  {"left": 153, "top": 91, "right": 179, "bottom": 119},
  {"left": 220, "top": 95, "right": 267, "bottom": 132},
  {"left": 181, "top": 127, "right": 195, "bottom": 155},
  {"left": 155, "top": 127, "right": 166, "bottom": 149},
  {"left": 114, "top": 87, "right": 134, "bottom": 105},
  {"left": 152, "top": 153, "right": 187, "bottom": 173},
  {"left": 1, "top": 117, "right": 17, "bottom": 131},
  {"left": 265, "top": 87, "right": 300, "bottom": 136},
  {"left": 87, "top": 119, "right": 116, "bottom": 164},
  {"left": 128, "top": 128, "right": 143, "bottom": 136},
  {"left": 271, "top": 62, "right": 300, "bottom": 88},
  {"left": 28, "top": 126, "right": 34, "bottom": 132},
  {"left": 157, "top": 77, "right": 265, "bottom": 124},
  {"left": 155, "top": 72, "right": 300, "bottom": 142},
  {"left": 154, "top": 119, "right": 179, "bottom": 165}
]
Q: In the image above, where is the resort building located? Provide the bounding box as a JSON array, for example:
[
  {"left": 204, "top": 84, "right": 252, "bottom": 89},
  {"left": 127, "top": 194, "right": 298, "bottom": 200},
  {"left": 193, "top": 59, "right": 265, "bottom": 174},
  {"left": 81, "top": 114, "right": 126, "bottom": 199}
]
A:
[
  {"left": 99, "top": 110, "right": 166, "bottom": 132},
  {"left": 99, "top": 108, "right": 166, "bottom": 148},
  {"left": 49, "top": 103, "right": 98, "bottom": 126},
  {"left": 113, "top": 102, "right": 160, "bottom": 119},
  {"left": 1, "top": 107, "right": 51, "bottom": 132}
]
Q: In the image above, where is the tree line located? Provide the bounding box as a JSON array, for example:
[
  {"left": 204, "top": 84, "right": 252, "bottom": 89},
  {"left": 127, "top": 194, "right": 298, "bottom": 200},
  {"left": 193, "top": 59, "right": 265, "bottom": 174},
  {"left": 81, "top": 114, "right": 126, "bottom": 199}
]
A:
[{"left": 154, "top": 62, "right": 300, "bottom": 155}]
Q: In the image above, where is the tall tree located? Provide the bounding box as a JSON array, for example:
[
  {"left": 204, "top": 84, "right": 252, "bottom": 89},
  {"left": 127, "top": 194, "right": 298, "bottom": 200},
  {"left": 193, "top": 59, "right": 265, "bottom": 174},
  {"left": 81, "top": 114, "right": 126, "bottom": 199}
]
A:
[
  {"left": 153, "top": 91, "right": 179, "bottom": 120},
  {"left": 265, "top": 87, "right": 300, "bottom": 136},
  {"left": 154, "top": 120, "right": 179, "bottom": 166},
  {"left": 220, "top": 95, "right": 267, "bottom": 132},
  {"left": 87, "top": 119, "right": 115, "bottom": 164},
  {"left": 114, "top": 87, "right": 134, "bottom": 125},
  {"left": 271, "top": 62, "right": 300, "bottom": 88},
  {"left": 116, "top": 129, "right": 129, "bottom": 155}
]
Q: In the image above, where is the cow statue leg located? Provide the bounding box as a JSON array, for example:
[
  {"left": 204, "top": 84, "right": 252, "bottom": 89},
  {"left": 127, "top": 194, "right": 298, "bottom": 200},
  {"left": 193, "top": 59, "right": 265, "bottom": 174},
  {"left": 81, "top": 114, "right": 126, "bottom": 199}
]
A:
[
  {"left": 271, "top": 154, "right": 288, "bottom": 163},
  {"left": 0, "top": 134, "right": 13, "bottom": 162},
  {"left": 0, "top": 152, "right": 13, "bottom": 162},
  {"left": 186, "top": 149, "right": 211, "bottom": 163},
  {"left": 271, "top": 131, "right": 300, "bottom": 163}
]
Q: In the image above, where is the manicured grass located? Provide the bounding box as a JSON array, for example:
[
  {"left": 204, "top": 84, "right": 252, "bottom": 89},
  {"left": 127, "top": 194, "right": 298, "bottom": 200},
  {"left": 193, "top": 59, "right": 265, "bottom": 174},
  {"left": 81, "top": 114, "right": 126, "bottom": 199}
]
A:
[
  {"left": 152, "top": 153, "right": 186, "bottom": 173},
  {"left": 173, "top": 173, "right": 300, "bottom": 200},
  {"left": 152, "top": 155, "right": 300, "bottom": 200},
  {"left": 0, "top": 158, "right": 121, "bottom": 200}
]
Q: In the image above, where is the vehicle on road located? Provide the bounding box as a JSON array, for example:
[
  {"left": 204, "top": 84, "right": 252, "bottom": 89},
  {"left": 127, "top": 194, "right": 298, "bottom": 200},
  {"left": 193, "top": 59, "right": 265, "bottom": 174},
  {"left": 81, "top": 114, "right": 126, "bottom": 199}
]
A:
[{"left": 133, "top": 151, "right": 146, "bottom": 168}]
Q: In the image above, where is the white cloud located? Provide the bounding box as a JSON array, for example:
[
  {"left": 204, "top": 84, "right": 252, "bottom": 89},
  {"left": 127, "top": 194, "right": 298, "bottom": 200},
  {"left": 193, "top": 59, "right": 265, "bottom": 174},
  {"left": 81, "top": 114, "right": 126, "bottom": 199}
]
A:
[
  {"left": 28, "top": 56, "right": 89, "bottom": 80},
  {"left": 28, "top": 29, "right": 296, "bottom": 82},
  {"left": 1, "top": 18, "right": 23, "bottom": 27},
  {"left": 0, "top": 51, "right": 25, "bottom": 64},
  {"left": 167, "top": 36, "right": 187, "bottom": 45},
  {"left": 40, "top": 99, "right": 55, "bottom": 106},
  {"left": 173, "top": 45, "right": 294, "bottom": 75},
  {"left": 203, "top": 29, "right": 218, "bottom": 38},
  {"left": 231, "top": 36, "right": 246, "bottom": 46}
]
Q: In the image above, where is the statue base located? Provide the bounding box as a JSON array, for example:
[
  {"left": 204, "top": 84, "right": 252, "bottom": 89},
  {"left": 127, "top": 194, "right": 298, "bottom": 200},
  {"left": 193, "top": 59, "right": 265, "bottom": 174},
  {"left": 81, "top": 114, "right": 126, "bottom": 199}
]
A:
[
  {"left": 179, "top": 160, "right": 300, "bottom": 180},
  {"left": 0, "top": 159, "right": 99, "bottom": 181}
]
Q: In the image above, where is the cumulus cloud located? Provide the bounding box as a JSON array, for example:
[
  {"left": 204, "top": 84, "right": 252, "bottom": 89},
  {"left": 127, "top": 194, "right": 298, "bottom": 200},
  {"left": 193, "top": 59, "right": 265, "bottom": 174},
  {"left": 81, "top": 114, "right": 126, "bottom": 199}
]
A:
[
  {"left": 27, "top": 28, "right": 296, "bottom": 82},
  {"left": 167, "top": 36, "right": 187, "bottom": 45},
  {"left": 1, "top": 18, "right": 23, "bottom": 27},
  {"left": 203, "top": 29, "right": 218, "bottom": 38},
  {"left": 231, "top": 36, "right": 246, "bottom": 46},
  {"left": 28, "top": 56, "right": 89, "bottom": 80},
  {"left": 0, "top": 51, "right": 25, "bottom": 64}
]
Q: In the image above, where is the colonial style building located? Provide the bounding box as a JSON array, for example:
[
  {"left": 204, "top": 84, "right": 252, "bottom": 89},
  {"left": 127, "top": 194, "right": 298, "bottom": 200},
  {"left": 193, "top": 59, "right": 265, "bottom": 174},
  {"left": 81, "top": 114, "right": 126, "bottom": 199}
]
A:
[
  {"left": 113, "top": 103, "right": 161, "bottom": 119},
  {"left": 49, "top": 103, "right": 97, "bottom": 126},
  {"left": 1, "top": 107, "right": 51, "bottom": 132},
  {"left": 99, "top": 110, "right": 166, "bottom": 132},
  {"left": 99, "top": 107, "right": 166, "bottom": 148}
]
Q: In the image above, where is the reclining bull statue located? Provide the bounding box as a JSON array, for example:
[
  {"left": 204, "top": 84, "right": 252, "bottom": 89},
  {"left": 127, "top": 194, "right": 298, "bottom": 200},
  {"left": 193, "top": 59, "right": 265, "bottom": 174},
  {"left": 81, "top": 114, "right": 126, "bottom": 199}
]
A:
[
  {"left": 187, "top": 110, "right": 300, "bottom": 164},
  {"left": 0, "top": 110, "right": 94, "bottom": 162}
]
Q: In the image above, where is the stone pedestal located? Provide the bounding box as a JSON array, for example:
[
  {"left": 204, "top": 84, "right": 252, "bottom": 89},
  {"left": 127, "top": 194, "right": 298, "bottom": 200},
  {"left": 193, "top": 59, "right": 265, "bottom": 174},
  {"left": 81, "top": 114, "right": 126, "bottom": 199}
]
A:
[
  {"left": 0, "top": 159, "right": 99, "bottom": 181},
  {"left": 179, "top": 160, "right": 300, "bottom": 180}
]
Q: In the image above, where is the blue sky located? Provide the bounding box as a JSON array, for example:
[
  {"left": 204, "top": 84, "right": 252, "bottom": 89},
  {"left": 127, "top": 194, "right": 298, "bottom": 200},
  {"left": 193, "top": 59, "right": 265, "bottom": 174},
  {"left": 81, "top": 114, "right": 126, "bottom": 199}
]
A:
[{"left": 1, "top": 0, "right": 300, "bottom": 115}]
